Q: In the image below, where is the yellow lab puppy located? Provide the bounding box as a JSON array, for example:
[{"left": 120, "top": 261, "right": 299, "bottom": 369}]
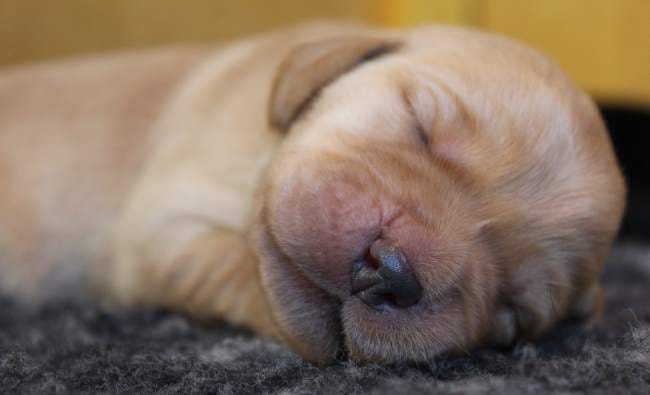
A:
[{"left": 0, "top": 22, "right": 625, "bottom": 363}]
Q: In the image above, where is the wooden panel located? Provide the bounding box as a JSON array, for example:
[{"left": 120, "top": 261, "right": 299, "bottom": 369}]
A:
[
  {"left": 1, "top": 0, "right": 648, "bottom": 105},
  {"left": 378, "top": 0, "right": 478, "bottom": 26},
  {"left": 0, "top": 1, "right": 123, "bottom": 65},
  {"left": 0, "top": 0, "right": 379, "bottom": 66},
  {"left": 480, "top": 0, "right": 650, "bottom": 106}
]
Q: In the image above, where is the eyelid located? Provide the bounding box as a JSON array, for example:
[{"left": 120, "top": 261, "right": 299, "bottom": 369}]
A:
[
  {"left": 413, "top": 121, "right": 430, "bottom": 150},
  {"left": 400, "top": 87, "right": 431, "bottom": 150}
]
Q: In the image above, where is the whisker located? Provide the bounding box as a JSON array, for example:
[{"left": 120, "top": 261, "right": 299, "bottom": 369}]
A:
[{"left": 547, "top": 284, "right": 559, "bottom": 321}]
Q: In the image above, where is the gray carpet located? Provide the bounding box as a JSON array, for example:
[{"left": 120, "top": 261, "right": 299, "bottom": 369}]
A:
[{"left": 1, "top": 243, "right": 649, "bottom": 394}]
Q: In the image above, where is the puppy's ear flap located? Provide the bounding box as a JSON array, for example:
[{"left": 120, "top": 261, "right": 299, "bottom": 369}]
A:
[{"left": 269, "top": 35, "right": 400, "bottom": 131}]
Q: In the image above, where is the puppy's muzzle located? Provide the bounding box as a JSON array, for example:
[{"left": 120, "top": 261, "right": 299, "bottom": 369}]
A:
[{"left": 351, "top": 239, "right": 422, "bottom": 310}]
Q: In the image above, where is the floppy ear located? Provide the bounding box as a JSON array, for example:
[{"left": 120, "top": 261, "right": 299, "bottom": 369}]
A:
[{"left": 268, "top": 34, "right": 401, "bottom": 131}]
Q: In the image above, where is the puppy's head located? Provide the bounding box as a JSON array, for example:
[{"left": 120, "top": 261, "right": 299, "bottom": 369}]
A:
[{"left": 253, "top": 26, "right": 618, "bottom": 363}]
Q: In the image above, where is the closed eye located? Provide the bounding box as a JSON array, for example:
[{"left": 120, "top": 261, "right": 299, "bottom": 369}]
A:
[
  {"left": 412, "top": 121, "right": 430, "bottom": 150},
  {"left": 400, "top": 88, "right": 431, "bottom": 151}
]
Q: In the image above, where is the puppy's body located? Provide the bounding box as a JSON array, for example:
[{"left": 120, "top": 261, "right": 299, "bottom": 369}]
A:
[
  {"left": 0, "top": 26, "right": 315, "bottom": 291},
  {"left": 0, "top": 47, "right": 209, "bottom": 293},
  {"left": 0, "top": 23, "right": 625, "bottom": 363}
]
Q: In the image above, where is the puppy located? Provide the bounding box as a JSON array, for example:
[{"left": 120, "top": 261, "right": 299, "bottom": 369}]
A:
[{"left": 0, "top": 22, "right": 625, "bottom": 364}]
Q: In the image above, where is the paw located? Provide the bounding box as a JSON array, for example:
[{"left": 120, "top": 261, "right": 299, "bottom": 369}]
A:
[
  {"left": 488, "top": 303, "right": 554, "bottom": 347},
  {"left": 489, "top": 306, "right": 518, "bottom": 347},
  {"left": 489, "top": 282, "right": 604, "bottom": 347},
  {"left": 568, "top": 283, "right": 604, "bottom": 327}
]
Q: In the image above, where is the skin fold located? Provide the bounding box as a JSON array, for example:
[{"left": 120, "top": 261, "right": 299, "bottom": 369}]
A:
[{"left": 0, "top": 22, "right": 626, "bottom": 364}]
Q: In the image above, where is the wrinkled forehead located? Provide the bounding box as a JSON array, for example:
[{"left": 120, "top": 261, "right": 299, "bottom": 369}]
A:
[
  {"left": 282, "top": 30, "right": 582, "bottom": 152},
  {"left": 280, "top": 64, "right": 409, "bottom": 151}
]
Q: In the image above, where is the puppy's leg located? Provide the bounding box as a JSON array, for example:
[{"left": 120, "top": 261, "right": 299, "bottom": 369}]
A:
[
  {"left": 489, "top": 258, "right": 574, "bottom": 346},
  {"left": 567, "top": 282, "right": 605, "bottom": 326},
  {"left": 107, "top": 220, "right": 276, "bottom": 336},
  {"left": 489, "top": 253, "right": 606, "bottom": 347}
]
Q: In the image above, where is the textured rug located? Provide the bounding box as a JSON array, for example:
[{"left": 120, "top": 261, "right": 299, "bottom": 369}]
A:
[{"left": 1, "top": 243, "right": 649, "bottom": 394}]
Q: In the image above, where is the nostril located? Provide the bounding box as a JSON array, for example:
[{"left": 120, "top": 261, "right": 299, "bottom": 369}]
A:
[
  {"left": 364, "top": 249, "right": 380, "bottom": 269},
  {"left": 350, "top": 239, "right": 423, "bottom": 309},
  {"left": 351, "top": 259, "right": 382, "bottom": 294}
]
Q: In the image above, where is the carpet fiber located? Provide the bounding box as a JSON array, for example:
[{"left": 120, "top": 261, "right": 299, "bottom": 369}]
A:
[{"left": 1, "top": 244, "right": 649, "bottom": 394}]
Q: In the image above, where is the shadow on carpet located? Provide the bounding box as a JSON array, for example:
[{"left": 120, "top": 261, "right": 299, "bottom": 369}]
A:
[{"left": 1, "top": 244, "right": 649, "bottom": 394}]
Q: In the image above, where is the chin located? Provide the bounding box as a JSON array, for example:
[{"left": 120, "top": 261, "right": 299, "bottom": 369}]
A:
[{"left": 341, "top": 296, "right": 464, "bottom": 363}]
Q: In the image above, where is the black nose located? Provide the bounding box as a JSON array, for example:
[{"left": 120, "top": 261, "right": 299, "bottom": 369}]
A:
[{"left": 351, "top": 239, "right": 422, "bottom": 309}]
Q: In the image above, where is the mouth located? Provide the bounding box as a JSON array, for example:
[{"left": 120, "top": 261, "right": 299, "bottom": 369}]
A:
[
  {"left": 259, "top": 212, "right": 452, "bottom": 363},
  {"left": 258, "top": 171, "right": 474, "bottom": 363},
  {"left": 264, "top": 247, "right": 460, "bottom": 364},
  {"left": 332, "top": 284, "right": 457, "bottom": 363},
  {"left": 258, "top": 224, "right": 470, "bottom": 364}
]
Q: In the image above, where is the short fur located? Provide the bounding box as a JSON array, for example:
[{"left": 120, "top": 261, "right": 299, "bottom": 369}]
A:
[{"left": 0, "top": 22, "right": 625, "bottom": 363}]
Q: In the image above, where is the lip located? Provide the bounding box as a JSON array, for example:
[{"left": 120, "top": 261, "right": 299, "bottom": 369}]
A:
[
  {"left": 339, "top": 292, "right": 463, "bottom": 363},
  {"left": 326, "top": 266, "right": 445, "bottom": 362},
  {"left": 271, "top": 258, "right": 452, "bottom": 363},
  {"left": 262, "top": 196, "right": 452, "bottom": 362}
]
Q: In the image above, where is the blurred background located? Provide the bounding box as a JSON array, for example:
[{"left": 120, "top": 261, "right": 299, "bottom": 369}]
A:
[{"left": 1, "top": 0, "right": 648, "bottom": 238}]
